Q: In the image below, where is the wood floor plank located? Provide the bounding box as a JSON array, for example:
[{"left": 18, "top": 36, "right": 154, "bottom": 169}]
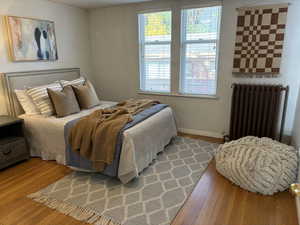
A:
[{"left": 0, "top": 134, "right": 297, "bottom": 225}]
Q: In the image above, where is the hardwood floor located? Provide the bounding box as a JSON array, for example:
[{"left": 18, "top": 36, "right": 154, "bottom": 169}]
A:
[
  {"left": 0, "top": 135, "right": 297, "bottom": 225},
  {"left": 173, "top": 161, "right": 298, "bottom": 225}
]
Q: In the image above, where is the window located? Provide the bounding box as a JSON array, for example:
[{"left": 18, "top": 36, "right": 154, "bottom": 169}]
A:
[
  {"left": 181, "top": 6, "right": 221, "bottom": 95},
  {"left": 138, "top": 5, "right": 221, "bottom": 96},
  {"left": 138, "top": 11, "right": 172, "bottom": 93}
]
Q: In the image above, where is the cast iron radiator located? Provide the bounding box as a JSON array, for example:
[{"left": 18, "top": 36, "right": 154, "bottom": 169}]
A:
[{"left": 229, "top": 84, "right": 289, "bottom": 141}]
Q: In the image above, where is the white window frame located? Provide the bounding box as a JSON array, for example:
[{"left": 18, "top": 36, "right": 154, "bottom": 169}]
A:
[
  {"left": 180, "top": 6, "right": 222, "bottom": 96},
  {"left": 138, "top": 11, "right": 172, "bottom": 93},
  {"left": 137, "top": 3, "right": 222, "bottom": 99}
]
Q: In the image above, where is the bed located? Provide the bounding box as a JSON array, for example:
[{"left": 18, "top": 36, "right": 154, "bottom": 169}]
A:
[{"left": 1, "top": 68, "right": 177, "bottom": 183}]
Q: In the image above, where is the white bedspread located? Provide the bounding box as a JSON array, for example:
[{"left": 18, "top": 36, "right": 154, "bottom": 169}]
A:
[{"left": 20, "top": 101, "right": 177, "bottom": 183}]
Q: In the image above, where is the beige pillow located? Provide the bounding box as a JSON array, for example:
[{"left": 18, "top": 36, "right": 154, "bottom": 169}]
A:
[
  {"left": 72, "top": 80, "right": 100, "bottom": 109},
  {"left": 15, "top": 90, "right": 40, "bottom": 115},
  {"left": 47, "top": 86, "right": 80, "bottom": 118}
]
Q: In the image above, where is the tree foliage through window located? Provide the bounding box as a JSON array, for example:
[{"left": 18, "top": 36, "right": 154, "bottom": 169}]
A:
[{"left": 145, "top": 12, "right": 171, "bottom": 38}]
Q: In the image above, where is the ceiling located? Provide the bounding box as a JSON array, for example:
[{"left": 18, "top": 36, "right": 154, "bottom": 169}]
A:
[{"left": 49, "top": 0, "right": 153, "bottom": 9}]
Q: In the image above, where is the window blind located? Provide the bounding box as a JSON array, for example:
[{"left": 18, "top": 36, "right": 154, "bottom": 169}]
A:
[
  {"left": 139, "top": 11, "right": 172, "bottom": 93},
  {"left": 180, "top": 6, "right": 221, "bottom": 95}
]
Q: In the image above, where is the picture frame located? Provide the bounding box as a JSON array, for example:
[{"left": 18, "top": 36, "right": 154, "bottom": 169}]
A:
[{"left": 5, "top": 16, "right": 58, "bottom": 62}]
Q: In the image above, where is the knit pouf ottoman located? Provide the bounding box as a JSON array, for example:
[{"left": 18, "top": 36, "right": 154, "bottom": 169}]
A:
[{"left": 215, "top": 136, "right": 298, "bottom": 195}]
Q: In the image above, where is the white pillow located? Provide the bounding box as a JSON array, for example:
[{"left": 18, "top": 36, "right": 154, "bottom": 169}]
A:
[
  {"left": 61, "top": 77, "right": 86, "bottom": 87},
  {"left": 26, "top": 82, "right": 62, "bottom": 117},
  {"left": 15, "top": 90, "right": 40, "bottom": 115}
]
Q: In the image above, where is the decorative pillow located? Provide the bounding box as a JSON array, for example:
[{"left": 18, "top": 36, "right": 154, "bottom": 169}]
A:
[
  {"left": 47, "top": 86, "right": 80, "bottom": 118},
  {"left": 15, "top": 90, "right": 40, "bottom": 115},
  {"left": 60, "top": 77, "right": 86, "bottom": 87},
  {"left": 71, "top": 80, "right": 100, "bottom": 109},
  {"left": 26, "top": 82, "right": 62, "bottom": 116},
  {"left": 215, "top": 136, "right": 298, "bottom": 195}
]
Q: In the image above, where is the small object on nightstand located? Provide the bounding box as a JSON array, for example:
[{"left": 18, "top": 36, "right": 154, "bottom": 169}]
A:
[{"left": 0, "top": 116, "right": 29, "bottom": 169}]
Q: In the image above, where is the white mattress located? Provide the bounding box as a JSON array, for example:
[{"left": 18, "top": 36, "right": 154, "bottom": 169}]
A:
[{"left": 20, "top": 101, "right": 177, "bottom": 183}]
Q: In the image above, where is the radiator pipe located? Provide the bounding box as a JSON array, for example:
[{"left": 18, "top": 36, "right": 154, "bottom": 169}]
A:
[{"left": 279, "top": 85, "right": 289, "bottom": 142}]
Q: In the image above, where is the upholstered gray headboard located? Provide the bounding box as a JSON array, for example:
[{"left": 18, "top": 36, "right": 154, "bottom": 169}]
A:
[{"left": 1, "top": 68, "right": 80, "bottom": 116}]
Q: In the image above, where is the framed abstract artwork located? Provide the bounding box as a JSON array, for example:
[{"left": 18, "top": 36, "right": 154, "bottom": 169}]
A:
[{"left": 5, "top": 16, "right": 58, "bottom": 62}]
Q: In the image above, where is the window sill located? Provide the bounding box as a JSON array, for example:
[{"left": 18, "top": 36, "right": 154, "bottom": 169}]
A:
[{"left": 137, "top": 91, "right": 219, "bottom": 100}]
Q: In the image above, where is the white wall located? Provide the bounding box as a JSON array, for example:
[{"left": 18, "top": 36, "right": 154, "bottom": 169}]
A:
[
  {"left": 89, "top": 0, "right": 300, "bottom": 138},
  {"left": 292, "top": 89, "right": 300, "bottom": 148},
  {"left": 0, "top": 0, "right": 93, "bottom": 115}
]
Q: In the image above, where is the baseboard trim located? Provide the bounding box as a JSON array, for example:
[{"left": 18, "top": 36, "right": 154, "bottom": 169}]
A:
[{"left": 178, "top": 128, "right": 224, "bottom": 139}]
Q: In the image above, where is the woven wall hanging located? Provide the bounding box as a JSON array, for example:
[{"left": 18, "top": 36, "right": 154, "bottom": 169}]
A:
[{"left": 232, "top": 4, "right": 289, "bottom": 75}]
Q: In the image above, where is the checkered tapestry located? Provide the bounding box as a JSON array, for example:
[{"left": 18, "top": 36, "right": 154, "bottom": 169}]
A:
[{"left": 233, "top": 5, "right": 288, "bottom": 75}]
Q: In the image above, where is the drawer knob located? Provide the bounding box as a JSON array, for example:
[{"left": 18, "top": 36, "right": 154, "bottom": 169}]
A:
[{"left": 3, "top": 149, "right": 12, "bottom": 156}]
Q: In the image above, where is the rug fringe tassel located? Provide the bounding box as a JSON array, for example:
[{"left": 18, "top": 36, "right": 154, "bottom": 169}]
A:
[{"left": 28, "top": 193, "right": 121, "bottom": 225}]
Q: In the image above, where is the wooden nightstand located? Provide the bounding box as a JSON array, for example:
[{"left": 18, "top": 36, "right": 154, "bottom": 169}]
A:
[{"left": 0, "top": 116, "right": 29, "bottom": 169}]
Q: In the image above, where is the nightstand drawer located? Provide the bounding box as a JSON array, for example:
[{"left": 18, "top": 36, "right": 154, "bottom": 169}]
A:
[{"left": 0, "top": 137, "right": 28, "bottom": 169}]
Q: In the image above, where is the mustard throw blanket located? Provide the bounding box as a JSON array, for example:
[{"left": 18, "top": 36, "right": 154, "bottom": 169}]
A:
[{"left": 69, "top": 99, "right": 160, "bottom": 171}]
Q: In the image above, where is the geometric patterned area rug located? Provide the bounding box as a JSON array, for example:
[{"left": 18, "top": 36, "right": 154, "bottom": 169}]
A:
[{"left": 28, "top": 136, "right": 218, "bottom": 225}]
